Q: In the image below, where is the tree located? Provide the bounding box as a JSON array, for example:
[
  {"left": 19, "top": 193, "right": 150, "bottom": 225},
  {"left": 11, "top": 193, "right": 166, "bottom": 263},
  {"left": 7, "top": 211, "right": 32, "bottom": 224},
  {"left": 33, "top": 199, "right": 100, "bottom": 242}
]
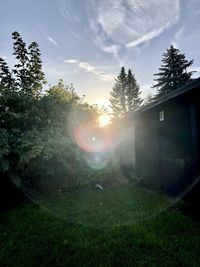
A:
[
  {"left": 0, "top": 58, "right": 14, "bottom": 89},
  {"left": 109, "top": 67, "right": 142, "bottom": 117},
  {"left": 0, "top": 31, "right": 118, "bottom": 194},
  {"left": 10, "top": 31, "right": 46, "bottom": 96},
  {"left": 0, "top": 32, "right": 47, "bottom": 177},
  {"left": 153, "top": 45, "right": 194, "bottom": 99},
  {"left": 47, "top": 79, "right": 79, "bottom": 103},
  {"left": 12, "top": 31, "right": 29, "bottom": 91},
  {"left": 0, "top": 32, "right": 47, "bottom": 133},
  {"left": 27, "top": 41, "right": 46, "bottom": 95},
  {"left": 109, "top": 67, "right": 127, "bottom": 118},
  {"left": 126, "top": 69, "right": 142, "bottom": 112}
]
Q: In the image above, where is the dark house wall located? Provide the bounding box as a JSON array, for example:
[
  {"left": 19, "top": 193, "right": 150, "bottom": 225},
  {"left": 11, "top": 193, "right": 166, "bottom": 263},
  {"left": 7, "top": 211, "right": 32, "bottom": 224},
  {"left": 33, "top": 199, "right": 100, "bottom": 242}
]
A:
[{"left": 134, "top": 82, "right": 200, "bottom": 196}]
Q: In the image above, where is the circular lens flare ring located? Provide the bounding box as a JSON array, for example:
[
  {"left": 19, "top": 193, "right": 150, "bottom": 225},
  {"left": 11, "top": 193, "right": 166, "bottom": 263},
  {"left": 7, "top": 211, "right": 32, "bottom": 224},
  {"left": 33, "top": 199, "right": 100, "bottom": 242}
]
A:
[{"left": 74, "top": 124, "right": 113, "bottom": 153}]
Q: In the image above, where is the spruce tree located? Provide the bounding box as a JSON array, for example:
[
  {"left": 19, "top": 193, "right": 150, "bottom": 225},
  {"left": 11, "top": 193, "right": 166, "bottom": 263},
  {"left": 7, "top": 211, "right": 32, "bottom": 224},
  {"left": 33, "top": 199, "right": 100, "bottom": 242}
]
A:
[
  {"left": 109, "top": 67, "right": 142, "bottom": 117},
  {"left": 109, "top": 66, "right": 127, "bottom": 118},
  {"left": 126, "top": 69, "right": 142, "bottom": 112},
  {"left": 153, "top": 45, "right": 194, "bottom": 99}
]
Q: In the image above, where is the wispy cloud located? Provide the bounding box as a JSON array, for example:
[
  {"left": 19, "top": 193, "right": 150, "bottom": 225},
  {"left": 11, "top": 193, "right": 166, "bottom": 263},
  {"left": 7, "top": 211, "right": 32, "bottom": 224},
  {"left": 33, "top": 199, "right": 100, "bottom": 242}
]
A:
[
  {"left": 55, "top": 0, "right": 72, "bottom": 21},
  {"left": 64, "top": 59, "right": 114, "bottom": 82},
  {"left": 56, "top": 0, "right": 79, "bottom": 23},
  {"left": 172, "top": 26, "right": 184, "bottom": 48},
  {"left": 86, "top": 0, "right": 180, "bottom": 57},
  {"left": 126, "top": 25, "right": 172, "bottom": 48},
  {"left": 69, "top": 29, "right": 83, "bottom": 41},
  {"left": 47, "top": 36, "right": 58, "bottom": 47},
  {"left": 65, "top": 59, "right": 78, "bottom": 64}
]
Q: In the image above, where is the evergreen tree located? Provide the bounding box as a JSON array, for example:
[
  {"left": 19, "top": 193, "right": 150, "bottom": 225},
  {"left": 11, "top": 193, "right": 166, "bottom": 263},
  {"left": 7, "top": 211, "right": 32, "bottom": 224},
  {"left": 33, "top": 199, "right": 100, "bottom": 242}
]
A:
[
  {"left": 126, "top": 69, "right": 142, "bottom": 112},
  {"left": 109, "top": 67, "right": 127, "bottom": 118},
  {"left": 153, "top": 45, "right": 194, "bottom": 99},
  {"left": 109, "top": 67, "right": 142, "bottom": 117}
]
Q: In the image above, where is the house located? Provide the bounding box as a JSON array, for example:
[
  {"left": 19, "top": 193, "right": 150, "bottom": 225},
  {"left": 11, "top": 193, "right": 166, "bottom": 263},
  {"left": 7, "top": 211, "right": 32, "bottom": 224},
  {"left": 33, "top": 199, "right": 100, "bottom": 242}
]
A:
[{"left": 129, "top": 78, "right": 200, "bottom": 196}]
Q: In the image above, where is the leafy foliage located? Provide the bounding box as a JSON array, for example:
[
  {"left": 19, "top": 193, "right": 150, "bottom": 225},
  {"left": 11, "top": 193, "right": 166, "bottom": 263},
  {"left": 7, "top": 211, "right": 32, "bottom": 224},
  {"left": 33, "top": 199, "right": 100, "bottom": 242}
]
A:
[
  {"left": 0, "top": 32, "right": 111, "bottom": 192},
  {"left": 153, "top": 45, "right": 194, "bottom": 99},
  {"left": 12, "top": 31, "right": 46, "bottom": 95}
]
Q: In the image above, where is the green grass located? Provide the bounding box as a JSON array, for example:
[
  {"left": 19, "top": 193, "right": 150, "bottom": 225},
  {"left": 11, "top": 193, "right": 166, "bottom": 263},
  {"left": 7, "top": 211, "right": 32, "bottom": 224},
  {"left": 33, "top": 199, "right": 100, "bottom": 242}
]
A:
[
  {"left": 34, "top": 186, "right": 174, "bottom": 227},
  {"left": 0, "top": 186, "right": 200, "bottom": 267}
]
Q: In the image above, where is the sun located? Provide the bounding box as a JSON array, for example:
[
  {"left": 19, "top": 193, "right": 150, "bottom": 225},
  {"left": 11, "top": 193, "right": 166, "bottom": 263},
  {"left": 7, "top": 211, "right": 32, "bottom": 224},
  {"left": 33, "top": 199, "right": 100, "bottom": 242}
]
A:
[{"left": 98, "top": 114, "right": 111, "bottom": 128}]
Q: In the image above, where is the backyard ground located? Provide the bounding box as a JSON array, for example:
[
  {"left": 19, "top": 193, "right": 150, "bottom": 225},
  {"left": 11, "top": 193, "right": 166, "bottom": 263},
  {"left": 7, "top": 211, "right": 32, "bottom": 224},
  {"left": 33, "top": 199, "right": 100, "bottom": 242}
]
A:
[{"left": 0, "top": 186, "right": 200, "bottom": 267}]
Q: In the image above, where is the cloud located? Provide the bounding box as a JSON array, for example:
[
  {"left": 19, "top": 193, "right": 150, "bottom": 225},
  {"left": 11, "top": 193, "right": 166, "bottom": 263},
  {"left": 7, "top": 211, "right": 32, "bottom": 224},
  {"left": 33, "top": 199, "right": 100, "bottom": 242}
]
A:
[
  {"left": 140, "top": 83, "right": 156, "bottom": 98},
  {"left": 92, "top": 35, "right": 121, "bottom": 59},
  {"left": 56, "top": 0, "right": 80, "bottom": 23},
  {"left": 64, "top": 59, "right": 78, "bottom": 64},
  {"left": 188, "top": 66, "right": 200, "bottom": 79},
  {"left": 47, "top": 36, "right": 58, "bottom": 47},
  {"left": 69, "top": 29, "right": 83, "bottom": 40},
  {"left": 65, "top": 59, "right": 114, "bottom": 82},
  {"left": 1, "top": 55, "right": 7, "bottom": 60},
  {"left": 55, "top": 0, "right": 72, "bottom": 21},
  {"left": 126, "top": 27, "right": 166, "bottom": 48},
  {"left": 86, "top": 0, "right": 180, "bottom": 57},
  {"left": 172, "top": 26, "right": 184, "bottom": 48},
  {"left": 189, "top": 66, "right": 200, "bottom": 73}
]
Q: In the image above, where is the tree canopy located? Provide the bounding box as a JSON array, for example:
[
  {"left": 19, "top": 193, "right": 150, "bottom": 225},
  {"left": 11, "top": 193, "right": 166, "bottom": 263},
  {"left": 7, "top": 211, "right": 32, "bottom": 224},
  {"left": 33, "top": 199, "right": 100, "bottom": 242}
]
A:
[
  {"left": 0, "top": 32, "right": 114, "bottom": 193},
  {"left": 152, "top": 45, "right": 194, "bottom": 99}
]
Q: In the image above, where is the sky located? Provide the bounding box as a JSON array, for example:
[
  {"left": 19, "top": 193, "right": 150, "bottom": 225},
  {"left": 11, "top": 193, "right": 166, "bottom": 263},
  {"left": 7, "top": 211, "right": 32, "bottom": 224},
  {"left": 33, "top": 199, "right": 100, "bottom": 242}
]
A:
[{"left": 0, "top": 0, "right": 200, "bottom": 108}]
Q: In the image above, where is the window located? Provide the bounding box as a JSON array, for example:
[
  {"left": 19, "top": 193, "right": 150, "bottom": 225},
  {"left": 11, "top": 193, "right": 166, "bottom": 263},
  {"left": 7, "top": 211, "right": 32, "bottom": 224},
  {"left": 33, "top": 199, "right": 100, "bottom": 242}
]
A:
[{"left": 159, "top": 111, "right": 165, "bottom": 121}]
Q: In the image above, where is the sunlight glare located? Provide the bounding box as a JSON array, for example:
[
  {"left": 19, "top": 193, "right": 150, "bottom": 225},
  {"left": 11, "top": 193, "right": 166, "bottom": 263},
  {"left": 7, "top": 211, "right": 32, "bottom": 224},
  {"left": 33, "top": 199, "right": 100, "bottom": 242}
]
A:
[{"left": 99, "top": 114, "right": 111, "bottom": 128}]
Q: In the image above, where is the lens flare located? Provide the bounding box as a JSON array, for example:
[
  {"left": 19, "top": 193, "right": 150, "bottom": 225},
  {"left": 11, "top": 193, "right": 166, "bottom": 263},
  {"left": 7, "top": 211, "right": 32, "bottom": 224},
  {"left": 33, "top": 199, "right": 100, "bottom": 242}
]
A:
[
  {"left": 84, "top": 153, "right": 109, "bottom": 169},
  {"left": 74, "top": 124, "right": 113, "bottom": 153},
  {"left": 99, "top": 114, "right": 111, "bottom": 127}
]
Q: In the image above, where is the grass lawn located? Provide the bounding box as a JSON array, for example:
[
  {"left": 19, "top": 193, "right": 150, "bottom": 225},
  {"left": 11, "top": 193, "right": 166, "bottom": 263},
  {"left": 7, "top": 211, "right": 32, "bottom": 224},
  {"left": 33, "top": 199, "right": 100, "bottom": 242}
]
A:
[{"left": 0, "top": 186, "right": 200, "bottom": 267}]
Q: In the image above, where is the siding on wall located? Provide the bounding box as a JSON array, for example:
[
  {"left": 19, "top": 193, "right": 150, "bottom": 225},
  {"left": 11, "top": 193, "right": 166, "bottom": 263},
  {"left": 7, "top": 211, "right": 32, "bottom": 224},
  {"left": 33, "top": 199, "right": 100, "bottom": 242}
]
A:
[{"left": 120, "top": 124, "right": 135, "bottom": 166}]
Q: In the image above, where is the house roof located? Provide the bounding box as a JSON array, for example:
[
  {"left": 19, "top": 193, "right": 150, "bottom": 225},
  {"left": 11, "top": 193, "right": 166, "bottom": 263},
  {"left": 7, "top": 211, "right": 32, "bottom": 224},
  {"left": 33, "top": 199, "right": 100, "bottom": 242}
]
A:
[{"left": 134, "top": 77, "right": 200, "bottom": 115}]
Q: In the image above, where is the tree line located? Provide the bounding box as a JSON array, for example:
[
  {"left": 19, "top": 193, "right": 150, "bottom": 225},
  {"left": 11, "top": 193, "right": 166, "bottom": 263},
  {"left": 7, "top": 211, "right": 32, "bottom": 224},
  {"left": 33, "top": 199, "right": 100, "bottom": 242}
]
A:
[
  {"left": 0, "top": 32, "right": 115, "bottom": 193},
  {"left": 109, "top": 45, "right": 195, "bottom": 118},
  {"left": 0, "top": 32, "right": 197, "bottom": 191}
]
